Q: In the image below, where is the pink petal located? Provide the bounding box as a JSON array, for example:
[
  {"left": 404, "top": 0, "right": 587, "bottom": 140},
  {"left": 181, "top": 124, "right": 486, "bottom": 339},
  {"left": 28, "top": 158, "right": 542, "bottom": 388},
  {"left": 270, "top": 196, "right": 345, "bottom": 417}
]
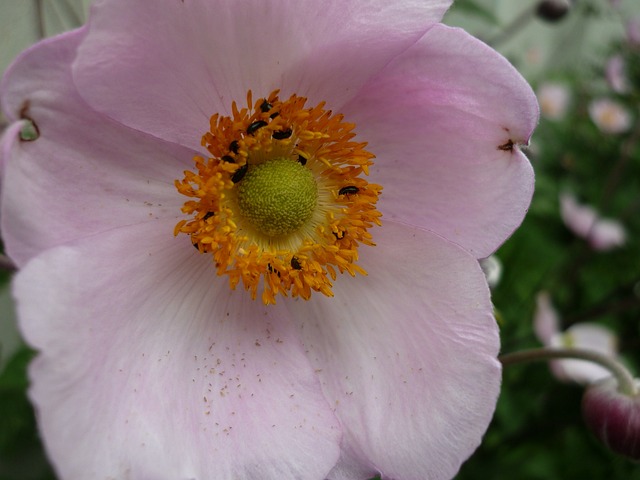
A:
[
  {"left": 559, "top": 193, "right": 626, "bottom": 251},
  {"left": 73, "top": 0, "right": 452, "bottom": 148},
  {"left": 533, "top": 291, "right": 560, "bottom": 346},
  {"left": 288, "top": 221, "right": 500, "bottom": 480},
  {"left": 344, "top": 24, "right": 537, "bottom": 258},
  {"left": 0, "top": 121, "right": 23, "bottom": 178},
  {"left": 559, "top": 192, "right": 597, "bottom": 238},
  {"left": 15, "top": 222, "right": 341, "bottom": 480},
  {"left": 1, "top": 29, "right": 196, "bottom": 267},
  {"left": 550, "top": 323, "right": 619, "bottom": 385},
  {"left": 590, "top": 219, "right": 626, "bottom": 251}
]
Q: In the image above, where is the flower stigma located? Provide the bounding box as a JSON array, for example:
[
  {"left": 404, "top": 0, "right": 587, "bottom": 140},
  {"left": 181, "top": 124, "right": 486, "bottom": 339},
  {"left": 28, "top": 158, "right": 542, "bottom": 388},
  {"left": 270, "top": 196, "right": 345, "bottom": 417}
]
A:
[{"left": 174, "top": 91, "right": 382, "bottom": 305}]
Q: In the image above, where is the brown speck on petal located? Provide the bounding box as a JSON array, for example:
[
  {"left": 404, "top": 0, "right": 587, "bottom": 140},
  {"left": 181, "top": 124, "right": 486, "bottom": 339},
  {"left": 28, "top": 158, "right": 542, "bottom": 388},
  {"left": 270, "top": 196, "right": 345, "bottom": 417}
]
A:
[{"left": 498, "top": 139, "right": 514, "bottom": 152}]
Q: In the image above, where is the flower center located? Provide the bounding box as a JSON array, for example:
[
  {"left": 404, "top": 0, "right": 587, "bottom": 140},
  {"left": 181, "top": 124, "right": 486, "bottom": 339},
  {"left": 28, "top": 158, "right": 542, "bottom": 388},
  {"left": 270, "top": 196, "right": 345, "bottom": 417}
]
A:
[
  {"left": 174, "top": 90, "right": 382, "bottom": 304},
  {"left": 236, "top": 157, "right": 318, "bottom": 237}
]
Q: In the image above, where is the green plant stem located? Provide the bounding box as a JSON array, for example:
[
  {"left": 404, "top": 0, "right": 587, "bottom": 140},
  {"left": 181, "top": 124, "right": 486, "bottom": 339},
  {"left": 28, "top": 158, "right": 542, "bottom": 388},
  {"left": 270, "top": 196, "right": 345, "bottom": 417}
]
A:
[{"left": 500, "top": 347, "right": 638, "bottom": 396}]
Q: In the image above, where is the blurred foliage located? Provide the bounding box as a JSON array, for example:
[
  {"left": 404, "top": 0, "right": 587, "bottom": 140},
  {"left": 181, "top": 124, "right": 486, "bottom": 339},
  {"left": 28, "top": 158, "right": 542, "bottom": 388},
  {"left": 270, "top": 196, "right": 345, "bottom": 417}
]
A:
[{"left": 1, "top": 1, "right": 640, "bottom": 480}]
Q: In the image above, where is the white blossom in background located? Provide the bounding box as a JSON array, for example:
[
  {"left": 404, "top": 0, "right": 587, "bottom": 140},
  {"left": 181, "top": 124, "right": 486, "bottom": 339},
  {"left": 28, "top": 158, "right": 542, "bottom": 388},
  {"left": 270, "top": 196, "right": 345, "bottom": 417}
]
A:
[
  {"left": 559, "top": 193, "right": 627, "bottom": 251},
  {"left": 537, "top": 82, "right": 571, "bottom": 121},
  {"left": 480, "top": 255, "right": 502, "bottom": 289},
  {"left": 588, "top": 98, "right": 632, "bottom": 134},
  {"left": 534, "top": 292, "right": 619, "bottom": 385}
]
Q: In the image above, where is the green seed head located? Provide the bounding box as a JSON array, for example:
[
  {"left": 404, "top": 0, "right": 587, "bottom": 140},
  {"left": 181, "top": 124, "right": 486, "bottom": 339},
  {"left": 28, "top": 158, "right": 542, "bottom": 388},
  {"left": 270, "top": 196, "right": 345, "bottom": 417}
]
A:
[{"left": 236, "top": 158, "right": 318, "bottom": 237}]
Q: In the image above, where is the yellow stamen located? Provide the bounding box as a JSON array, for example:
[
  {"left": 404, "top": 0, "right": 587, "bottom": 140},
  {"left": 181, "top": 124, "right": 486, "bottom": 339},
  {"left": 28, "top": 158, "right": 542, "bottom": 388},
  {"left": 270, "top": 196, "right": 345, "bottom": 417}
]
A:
[{"left": 175, "top": 90, "right": 382, "bottom": 305}]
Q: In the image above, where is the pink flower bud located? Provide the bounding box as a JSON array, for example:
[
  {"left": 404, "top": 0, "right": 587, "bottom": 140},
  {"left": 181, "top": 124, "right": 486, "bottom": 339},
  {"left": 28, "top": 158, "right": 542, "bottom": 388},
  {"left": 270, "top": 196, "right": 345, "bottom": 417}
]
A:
[{"left": 582, "top": 377, "right": 640, "bottom": 460}]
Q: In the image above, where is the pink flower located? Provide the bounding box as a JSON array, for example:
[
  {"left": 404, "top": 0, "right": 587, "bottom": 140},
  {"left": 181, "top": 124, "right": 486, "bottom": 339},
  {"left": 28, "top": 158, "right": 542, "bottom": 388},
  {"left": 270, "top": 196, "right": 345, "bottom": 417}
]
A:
[
  {"left": 559, "top": 193, "right": 627, "bottom": 251},
  {"left": 537, "top": 82, "right": 571, "bottom": 121},
  {"left": 588, "top": 98, "right": 632, "bottom": 134},
  {"left": 534, "top": 292, "right": 619, "bottom": 385},
  {"left": 0, "top": 1, "right": 537, "bottom": 479}
]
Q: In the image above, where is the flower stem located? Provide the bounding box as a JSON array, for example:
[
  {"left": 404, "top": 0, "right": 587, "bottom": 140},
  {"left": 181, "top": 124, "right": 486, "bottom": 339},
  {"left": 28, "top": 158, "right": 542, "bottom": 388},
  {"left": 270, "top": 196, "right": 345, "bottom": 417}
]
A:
[{"left": 500, "top": 347, "right": 638, "bottom": 396}]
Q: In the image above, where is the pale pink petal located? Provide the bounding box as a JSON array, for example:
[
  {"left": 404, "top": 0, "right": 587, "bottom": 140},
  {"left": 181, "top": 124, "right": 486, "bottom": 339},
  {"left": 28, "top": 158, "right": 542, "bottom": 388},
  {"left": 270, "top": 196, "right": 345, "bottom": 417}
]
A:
[
  {"left": 73, "top": 0, "right": 451, "bottom": 148},
  {"left": 550, "top": 323, "right": 619, "bottom": 385},
  {"left": 606, "top": 55, "right": 630, "bottom": 94},
  {"left": 533, "top": 291, "right": 560, "bottom": 346},
  {"left": 15, "top": 222, "right": 341, "bottom": 480},
  {"left": 288, "top": 221, "right": 500, "bottom": 480},
  {"left": 560, "top": 192, "right": 597, "bottom": 238},
  {"left": 344, "top": 25, "right": 537, "bottom": 258},
  {"left": 1, "top": 29, "right": 197, "bottom": 268},
  {"left": 0, "top": 121, "right": 23, "bottom": 177},
  {"left": 590, "top": 219, "right": 626, "bottom": 251},
  {"left": 560, "top": 193, "right": 626, "bottom": 250},
  {"left": 627, "top": 17, "right": 640, "bottom": 45}
]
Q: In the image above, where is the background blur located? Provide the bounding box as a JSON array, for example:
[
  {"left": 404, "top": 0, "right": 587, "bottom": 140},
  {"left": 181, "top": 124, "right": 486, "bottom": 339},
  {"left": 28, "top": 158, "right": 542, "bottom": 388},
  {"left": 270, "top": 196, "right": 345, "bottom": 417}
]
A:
[{"left": 1, "top": 1, "right": 639, "bottom": 479}]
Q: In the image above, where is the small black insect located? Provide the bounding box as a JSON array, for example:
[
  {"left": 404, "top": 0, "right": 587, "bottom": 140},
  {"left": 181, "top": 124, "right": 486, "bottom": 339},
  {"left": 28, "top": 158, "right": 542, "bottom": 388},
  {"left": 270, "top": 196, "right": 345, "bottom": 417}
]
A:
[
  {"left": 231, "top": 163, "right": 248, "bottom": 183},
  {"left": 290, "top": 256, "right": 302, "bottom": 270},
  {"left": 297, "top": 154, "right": 308, "bottom": 166},
  {"left": 338, "top": 186, "right": 359, "bottom": 196},
  {"left": 229, "top": 140, "right": 239, "bottom": 154},
  {"left": 260, "top": 100, "right": 273, "bottom": 112},
  {"left": 203, "top": 212, "right": 215, "bottom": 221},
  {"left": 272, "top": 129, "right": 292, "bottom": 140},
  {"left": 221, "top": 155, "right": 235, "bottom": 163},
  {"left": 269, "top": 112, "right": 280, "bottom": 119},
  {"left": 267, "top": 263, "right": 281, "bottom": 278},
  {"left": 247, "top": 120, "right": 268, "bottom": 135}
]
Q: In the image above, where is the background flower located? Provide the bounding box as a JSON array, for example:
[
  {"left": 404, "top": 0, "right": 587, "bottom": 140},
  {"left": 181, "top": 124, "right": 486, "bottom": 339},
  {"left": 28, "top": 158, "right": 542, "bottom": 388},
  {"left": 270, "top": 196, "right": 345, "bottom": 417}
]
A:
[
  {"left": 588, "top": 98, "right": 632, "bottom": 135},
  {"left": 537, "top": 81, "right": 571, "bottom": 120},
  {"left": 560, "top": 193, "right": 627, "bottom": 251},
  {"left": 534, "top": 292, "right": 620, "bottom": 385}
]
